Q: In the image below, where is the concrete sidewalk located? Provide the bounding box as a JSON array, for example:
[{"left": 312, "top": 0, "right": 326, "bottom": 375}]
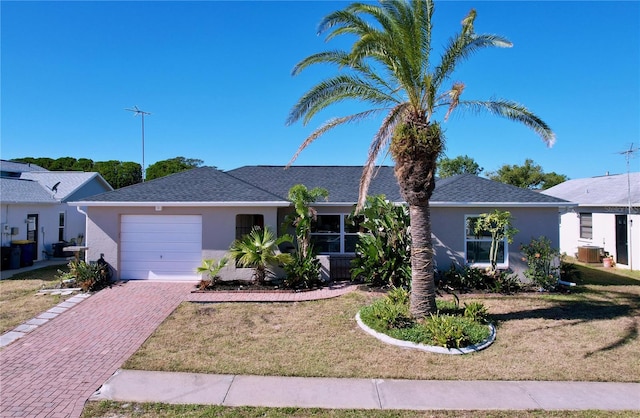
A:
[{"left": 92, "top": 369, "right": 640, "bottom": 411}]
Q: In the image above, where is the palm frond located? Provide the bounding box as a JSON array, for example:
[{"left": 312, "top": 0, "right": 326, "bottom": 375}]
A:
[
  {"left": 434, "top": 32, "right": 512, "bottom": 90},
  {"left": 357, "top": 103, "right": 408, "bottom": 210},
  {"left": 286, "top": 75, "right": 394, "bottom": 126},
  {"left": 287, "top": 110, "right": 383, "bottom": 167},
  {"left": 457, "top": 99, "right": 556, "bottom": 146}
]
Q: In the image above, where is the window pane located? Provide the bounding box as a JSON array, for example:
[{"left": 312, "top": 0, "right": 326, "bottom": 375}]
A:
[
  {"left": 345, "top": 215, "right": 364, "bottom": 233},
  {"left": 580, "top": 213, "right": 593, "bottom": 239},
  {"left": 312, "top": 215, "right": 340, "bottom": 233},
  {"left": 466, "top": 241, "right": 504, "bottom": 264},
  {"left": 344, "top": 235, "right": 359, "bottom": 253},
  {"left": 59, "top": 212, "right": 65, "bottom": 227},
  {"left": 311, "top": 235, "right": 341, "bottom": 253},
  {"left": 466, "top": 217, "right": 491, "bottom": 239},
  {"left": 236, "top": 214, "right": 264, "bottom": 239}
]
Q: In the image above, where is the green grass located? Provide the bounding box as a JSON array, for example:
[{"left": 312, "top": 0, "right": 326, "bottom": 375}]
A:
[
  {"left": 80, "top": 401, "right": 639, "bottom": 418},
  {"left": 0, "top": 263, "right": 72, "bottom": 334}
]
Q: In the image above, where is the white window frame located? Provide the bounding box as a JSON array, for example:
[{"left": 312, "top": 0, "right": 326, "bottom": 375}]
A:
[
  {"left": 579, "top": 213, "right": 593, "bottom": 240},
  {"left": 464, "top": 214, "right": 509, "bottom": 268},
  {"left": 311, "top": 213, "right": 359, "bottom": 254}
]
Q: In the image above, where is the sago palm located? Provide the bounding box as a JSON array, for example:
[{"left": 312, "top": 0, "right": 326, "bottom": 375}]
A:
[
  {"left": 287, "top": 0, "right": 555, "bottom": 317},
  {"left": 229, "top": 227, "right": 293, "bottom": 284}
]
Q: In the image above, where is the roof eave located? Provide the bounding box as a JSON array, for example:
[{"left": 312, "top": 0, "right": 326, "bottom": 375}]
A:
[
  {"left": 68, "top": 201, "right": 291, "bottom": 207},
  {"left": 429, "top": 201, "right": 577, "bottom": 208}
]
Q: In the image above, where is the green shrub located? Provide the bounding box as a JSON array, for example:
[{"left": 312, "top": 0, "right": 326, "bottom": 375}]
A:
[
  {"left": 521, "top": 237, "right": 560, "bottom": 291},
  {"left": 56, "top": 258, "right": 112, "bottom": 292},
  {"left": 437, "top": 264, "right": 522, "bottom": 294},
  {"left": 283, "top": 250, "right": 323, "bottom": 289},
  {"left": 350, "top": 195, "right": 411, "bottom": 288},
  {"left": 463, "top": 301, "right": 488, "bottom": 323},
  {"left": 359, "top": 289, "right": 491, "bottom": 349}
]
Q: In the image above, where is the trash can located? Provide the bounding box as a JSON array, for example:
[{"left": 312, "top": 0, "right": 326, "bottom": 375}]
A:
[
  {"left": 2, "top": 245, "right": 21, "bottom": 270},
  {"left": 52, "top": 242, "right": 73, "bottom": 258},
  {"left": 12, "top": 240, "right": 35, "bottom": 267}
]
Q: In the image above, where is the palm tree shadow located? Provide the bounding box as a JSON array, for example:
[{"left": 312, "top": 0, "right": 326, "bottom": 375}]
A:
[{"left": 584, "top": 319, "right": 638, "bottom": 358}]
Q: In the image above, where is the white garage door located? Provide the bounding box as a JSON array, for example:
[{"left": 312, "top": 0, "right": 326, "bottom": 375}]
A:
[{"left": 120, "top": 215, "right": 202, "bottom": 281}]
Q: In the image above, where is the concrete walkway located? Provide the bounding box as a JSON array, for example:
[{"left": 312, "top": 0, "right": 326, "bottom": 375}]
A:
[
  {"left": 93, "top": 369, "right": 640, "bottom": 411},
  {"left": 1, "top": 279, "right": 638, "bottom": 417}
]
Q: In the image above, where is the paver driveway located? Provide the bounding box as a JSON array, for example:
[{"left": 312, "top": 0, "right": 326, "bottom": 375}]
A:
[
  {"left": 0, "top": 281, "right": 192, "bottom": 418},
  {"left": 0, "top": 280, "right": 356, "bottom": 417}
]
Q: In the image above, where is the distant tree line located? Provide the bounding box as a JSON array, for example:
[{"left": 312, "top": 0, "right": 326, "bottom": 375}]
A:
[
  {"left": 437, "top": 155, "right": 567, "bottom": 190},
  {"left": 11, "top": 156, "right": 204, "bottom": 188}
]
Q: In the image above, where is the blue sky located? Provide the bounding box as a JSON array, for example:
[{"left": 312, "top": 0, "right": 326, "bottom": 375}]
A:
[{"left": 2, "top": 1, "right": 639, "bottom": 180}]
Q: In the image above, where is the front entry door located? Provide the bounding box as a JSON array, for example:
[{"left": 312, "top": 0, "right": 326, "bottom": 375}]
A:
[
  {"left": 26, "top": 214, "right": 39, "bottom": 262},
  {"left": 615, "top": 215, "right": 628, "bottom": 265}
]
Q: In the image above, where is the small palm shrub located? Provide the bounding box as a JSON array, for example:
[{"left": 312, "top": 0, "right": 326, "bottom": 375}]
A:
[
  {"left": 350, "top": 195, "right": 411, "bottom": 288},
  {"left": 196, "top": 257, "right": 228, "bottom": 290},
  {"left": 229, "top": 227, "right": 293, "bottom": 284}
]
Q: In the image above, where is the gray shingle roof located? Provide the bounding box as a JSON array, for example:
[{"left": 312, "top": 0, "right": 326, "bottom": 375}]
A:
[
  {"left": 227, "top": 166, "right": 402, "bottom": 203},
  {"left": 542, "top": 172, "right": 640, "bottom": 206},
  {"left": 0, "top": 160, "right": 48, "bottom": 174},
  {"left": 20, "top": 172, "right": 110, "bottom": 201},
  {"left": 75, "top": 166, "right": 573, "bottom": 206},
  {"left": 432, "top": 174, "right": 570, "bottom": 204},
  {"left": 1, "top": 178, "right": 57, "bottom": 203},
  {"left": 79, "top": 167, "right": 284, "bottom": 202}
]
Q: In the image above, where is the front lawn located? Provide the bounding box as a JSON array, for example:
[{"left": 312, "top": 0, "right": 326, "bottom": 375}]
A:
[
  {"left": 123, "top": 263, "right": 639, "bottom": 383},
  {"left": 81, "top": 402, "right": 637, "bottom": 418},
  {"left": 0, "top": 264, "right": 72, "bottom": 334}
]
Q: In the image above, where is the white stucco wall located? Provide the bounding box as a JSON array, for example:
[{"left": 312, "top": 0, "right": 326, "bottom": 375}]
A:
[
  {"left": 559, "top": 208, "right": 639, "bottom": 270},
  {"left": 1, "top": 203, "right": 87, "bottom": 261}
]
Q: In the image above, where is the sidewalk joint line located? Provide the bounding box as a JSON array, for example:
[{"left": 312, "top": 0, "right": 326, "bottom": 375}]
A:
[{"left": 222, "top": 374, "right": 236, "bottom": 405}]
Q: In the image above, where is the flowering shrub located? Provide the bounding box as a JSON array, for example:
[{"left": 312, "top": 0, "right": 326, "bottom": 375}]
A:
[{"left": 521, "top": 237, "right": 560, "bottom": 291}]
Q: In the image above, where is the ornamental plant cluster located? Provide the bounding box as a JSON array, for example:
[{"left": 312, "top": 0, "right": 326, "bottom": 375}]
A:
[
  {"left": 56, "top": 256, "right": 112, "bottom": 292},
  {"left": 359, "top": 287, "right": 491, "bottom": 349}
]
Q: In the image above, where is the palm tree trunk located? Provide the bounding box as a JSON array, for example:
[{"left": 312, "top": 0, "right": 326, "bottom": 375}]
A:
[{"left": 408, "top": 203, "right": 437, "bottom": 317}]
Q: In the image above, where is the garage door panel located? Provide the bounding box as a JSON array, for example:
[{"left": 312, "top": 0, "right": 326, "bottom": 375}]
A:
[
  {"left": 120, "top": 222, "right": 201, "bottom": 235},
  {"left": 121, "top": 240, "right": 201, "bottom": 252},
  {"left": 120, "top": 250, "right": 202, "bottom": 263},
  {"left": 120, "top": 215, "right": 202, "bottom": 281}
]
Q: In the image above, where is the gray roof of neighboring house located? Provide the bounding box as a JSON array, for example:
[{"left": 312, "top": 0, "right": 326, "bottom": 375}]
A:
[
  {"left": 227, "top": 165, "right": 402, "bottom": 203},
  {"left": 542, "top": 172, "right": 640, "bottom": 206},
  {"left": 77, "top": 166, "right": 285, "bottom": 203},
  {"left": 20, "top": 171, "right": 112, "bottom": 201},
  {"left": 75, "top": 165, "right": 571, "bottom": 207},
  {"left": 1, "top": 177, "right": 58, "bottom": 204},
  {"left": 0, "top": 160, "right": 48, "bottom": 174}
]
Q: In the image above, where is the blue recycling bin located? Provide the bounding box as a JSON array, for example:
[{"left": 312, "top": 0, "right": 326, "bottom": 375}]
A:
[{"left": 12, "top": 241, "right": 35, "bottom": 267}]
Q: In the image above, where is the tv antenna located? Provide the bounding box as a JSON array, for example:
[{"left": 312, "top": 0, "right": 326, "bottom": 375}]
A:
[
  {"left": 125, "top": 106, "right": 151, "bottom": 181},
  {"left": 616, "top": 143, "right": 638, "bottom": 215}
]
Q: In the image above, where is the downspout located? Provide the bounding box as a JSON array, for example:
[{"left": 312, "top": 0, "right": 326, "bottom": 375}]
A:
[{"left": 76, "top": 206, "right": 88, "bottom": 256}]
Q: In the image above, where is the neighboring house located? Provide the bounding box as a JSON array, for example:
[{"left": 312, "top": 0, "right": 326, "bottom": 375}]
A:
[
  {"left": 542, "top": 172, "right": 640, "bottom": 270},
  {"left": 0, "top": 160, "right": 113, "bottom": 267},
  {"left": 71, "top": 166, "right": 572, "bottom": 282}
]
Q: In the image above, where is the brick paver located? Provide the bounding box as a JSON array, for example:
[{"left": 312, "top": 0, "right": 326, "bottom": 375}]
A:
[
  {"left": 0, "top": 281, "right": 356, "bottom": 417},
  {"left": 0, "top": 281, "right": 192, "bottom": 418}
]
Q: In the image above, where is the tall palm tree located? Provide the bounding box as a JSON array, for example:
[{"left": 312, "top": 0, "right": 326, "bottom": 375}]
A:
[{"left": 286, "top": 0, "right": 555, "bottom": 318}]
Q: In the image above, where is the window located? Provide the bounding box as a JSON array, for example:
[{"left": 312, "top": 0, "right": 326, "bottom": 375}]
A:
[
  {"left": 465, "top": 215, "right": 507, "bottom": 265},
  {"left": 579, "top": 213, "right": 593, "bottom": 239},
  {"left": 311, "top": 214, "right": 363, "bottom": 254},
  {"left": 58, "top": 212, "right": 65, "bottom": 242},
  {"left": 235, "top": 214, "right": 264, "bottom": 239}
]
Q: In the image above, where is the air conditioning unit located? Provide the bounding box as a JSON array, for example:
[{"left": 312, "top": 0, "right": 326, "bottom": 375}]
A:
[{"left": 577, "top": 246, "right": 601, "bottom": 263}]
